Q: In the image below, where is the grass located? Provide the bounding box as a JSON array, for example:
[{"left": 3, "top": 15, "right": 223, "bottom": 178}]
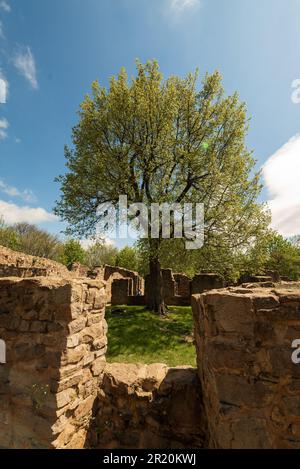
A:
[{"left": 105, "top": 305, "right": 196, "bottom": 367}]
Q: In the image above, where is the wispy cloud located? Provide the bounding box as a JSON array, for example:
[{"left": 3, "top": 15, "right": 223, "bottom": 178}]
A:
[
  {"left": 0, "top": 117, "right": 8, "bottom": 140},
  {"left": 0, "top": 72, "right": 8, "bottom": 104},
  {"left": 0, "top": 180, "right": 36, "bottom": 203},
  {"left": 263, "top": 134, "right": 300, "bottom": 237},
  {"left": 0, "top": 200, "right": 57, "bottom": 224},
  {"left": 13, "top": 46, "right": 38, "bottom": 89},
  {"left": 169, "top": 0, "right": 201, "bottom": 13},
  {"left": 0, "top": 0, "right": 11, "bottom": 13}
]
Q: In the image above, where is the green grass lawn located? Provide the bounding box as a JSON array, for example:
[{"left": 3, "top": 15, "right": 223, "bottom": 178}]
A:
[{"left": 105, "top": 305, "right": 196, "bottom": 367}]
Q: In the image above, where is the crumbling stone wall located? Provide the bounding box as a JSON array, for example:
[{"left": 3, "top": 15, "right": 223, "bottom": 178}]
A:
[
  {"left": 0, "top": 276, "right": 107, "bottom": 449},
  {"left": 162, "top": 269, "right": 176, "bottom": 304},
  {"left": 174, "top": 274, "right": 191, "bottom": 298},
  {"left": 3, "top": 245, "right": 300, "bottom": 449},
  {"left": 191, "top": 273, "right": 224, "bottom": 295},
  {"left": 192, "top": 283, "right": 300, "bottom": 449},
  {"left": 0, "top": 246, "right": 71, "bottom": 279},
  {"left": 71, "top": 263, "right": 90, "bottom": 278},
  {"left": 111, "top": 278, "right": 133, "bottom": 306},
  {"left": 144, "top": 270, "right": 190, "bottom": 307},
  {"left": 90, "top": 363, "right": 206, "bottom": 449},
  {"left": 103, "top": 265, "right": 144, "bottom": 303}
]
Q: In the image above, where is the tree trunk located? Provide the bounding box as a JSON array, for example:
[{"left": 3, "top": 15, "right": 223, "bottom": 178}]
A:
[{"left": 147, "top": 256, "right": 166, "bottom": 315}]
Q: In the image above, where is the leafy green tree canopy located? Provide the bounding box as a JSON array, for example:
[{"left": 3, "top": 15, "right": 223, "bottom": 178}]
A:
[
  {"left": 55, "top": 60, "right": 270, "bottom": 312},
  {"left": 84, "top": 240, "right": 118, "bottom": 268},
  {"left": 116, "top": 246, "right": 139, "bottom": 272},
  {"left": 59, "top": 239, "right": 86, "bottom": 269}
]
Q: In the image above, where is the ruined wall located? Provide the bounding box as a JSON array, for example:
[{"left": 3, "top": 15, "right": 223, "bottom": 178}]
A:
[
  {"left": 111, "top": 278, "right": 133, "bottom": 306},
  {"left": 90, "top": 363, "right": 206, "bottom": 449},
  {"left": 4, "top": 245, "right": 300, "bottom": 449},
  {"left": 162, "top": 269, "right": 176, "bottom": 304},
  {"left": 191, "top": 273, "right": 224, "bottom": 295},
  {"left": 0, "top": 246, "right": 71, "bottom": 279},
  {"left": 71, "top": 263, "right": 90, "bottom": 278},
  {"left": 0, "top": 276, "right": 107, "bottom": 449},
  {"left": 192, "top": 283, "right": 300, "bottom": 449},
  {"left": 144, "top": 270, "right": 190, "bottom": 307},
  {"left": 174, "top": 274, "right": 191, "bottom": 298},
  {"left": 103, "top": 266, "right": 143, "bottom": 303}
]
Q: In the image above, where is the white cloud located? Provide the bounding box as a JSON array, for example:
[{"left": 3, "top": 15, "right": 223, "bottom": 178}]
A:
[
  {"left": 263, "top": 134, "right": 300, "bottom": 237},
  {"left": 13, "top": 46, "right": 38, "bottom": 89},
  {"left": 169, "top": 0, "right": 200, "bottom": 13},
  {"left": 0, "top": 73, "right": 8, "bottom": 104},
  {"left": 0, "top": 180, "right": 36, "bottom": 203},
  {"left": 80, "top": 237, "right": 115, "bottom": 249},
  {"left": 0, "top": 117, "right": 8, "bottom": 140},
  {"left": 0, "top": 200, "right": 57, "bottom": 224},
  {"left": 0, "top": 1, "right": 10, "bottom": 12}
]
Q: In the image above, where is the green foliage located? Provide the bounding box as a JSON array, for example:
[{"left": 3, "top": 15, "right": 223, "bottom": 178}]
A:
[
  {"left": 264, "top": 233, "right": 300, "bottom": 280},
  {"left": 0, "top": 218, "right": 21, "bottom": 251},
  {"left": 106, "top": 305, "right": 196, "bottom": 367},
  {"left": 55, "top": 60, "right": 269, "bottom": 272},
  {"left": 115, "top": 246, "right": 139, "bottom": 272},
  {"left": 59, "top": 239, "right": 85, "bottom": 269},
  {"left": 84, "top": 240, "right": 118, "bottom": 268},
  {"left": 12, "top": 223, "right": 63, "bottom": 260},
  {"left": 137, "top": 234, "right": 271, "bottom": 283}
]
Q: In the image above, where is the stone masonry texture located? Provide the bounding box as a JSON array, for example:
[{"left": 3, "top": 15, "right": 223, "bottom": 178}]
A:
[
  {"left": 89, "top": 363, "right": 207, "bottom": 449},
  {"left": 192, "top": 282, "right": 300, "bottom": 449},
  {"left": 0, "top": 276, "right": 107, "bottom": 448},
  {"left": 0, "top": 246, "right": 71, "bottom": 279},
  {"left": 2, "top": 245, "right": 300, "bottom": 449}
]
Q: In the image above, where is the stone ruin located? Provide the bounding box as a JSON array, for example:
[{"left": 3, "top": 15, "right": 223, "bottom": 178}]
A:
[
  {"left": 110, "top": 269, "right": 281, "bottom": 308},
  {"left": 0, "top": 245, "right": 300, "bottom": 449},
  {"left": 192, "top": 282, "right": 300, "bottom": 448},
  {"left": 0, "top": 245, "right": 71, "bottom": 279},
  {"left": 111, "top": 269, "right": 225, "bottom": 307}
]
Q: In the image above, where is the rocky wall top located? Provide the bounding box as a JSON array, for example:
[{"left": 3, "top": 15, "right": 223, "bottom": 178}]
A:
[
  {"left": 0, "top": 245, "right": 71, "bottom": 279},
  {"left": 192, "top": 282, "right": 300, "bottom": 449}
]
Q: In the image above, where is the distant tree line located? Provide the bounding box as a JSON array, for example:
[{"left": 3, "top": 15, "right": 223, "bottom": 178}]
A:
[
  {"left": 0, "top": 218, "right": 140, "bottom": 272},
  {"left": 0, "top": 218, "right": 299, "bottom": 282}
]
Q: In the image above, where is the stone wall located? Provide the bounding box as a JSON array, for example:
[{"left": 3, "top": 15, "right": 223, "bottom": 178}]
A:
[
  {"left": 191, "top": 273, "right": 224, "bottom": 295},
  {"left": 111, "top": 278, "right": 133, "bottom": 306},
  {"left": 174, "top": 274, "right": 191, "bottom": 298},
  {"left": 192, "top": 282, "right": 300, "bottom": 449},
  {"left": 90, "top": 363, "right": 206, "bottom": 449},
  {"left": 144, "top": 270, "right": 190, "bottom": 307},
  {"left": 0, "top": 276, "right": 107, "bottom": 449},
  {"left": 0, "top": 246, "right": 71, "bottom": 279},
  {"left": 3, "top": 245, "right": 300, "bottom": 449},
  {"left": 162, "top": 269, "right": 176, "bottom": 304},
  {"left": 103, "top": 265, "right": 144, "bottom": 303}
]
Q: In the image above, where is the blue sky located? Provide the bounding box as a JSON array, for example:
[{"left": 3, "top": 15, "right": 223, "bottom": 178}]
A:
[{"left": 0, "top": 0, "right": 300, "bottom": 243}]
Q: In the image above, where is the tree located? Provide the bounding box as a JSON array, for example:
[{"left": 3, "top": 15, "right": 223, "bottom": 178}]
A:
[
  {"left": 84, "top": 240, "right": 118, "bottom": 268},
  {"left": 60, "top": 239, "right": 86, "bottom": 269},
  {"left": 116, "top": 246, "right": 139, "bottom": 272},
  {"left": 55, "top": 60, "right": 269, "bottom": 313},
  {"left": 264, "top": 233, "right": 300, "bottom": 280},
  {"left": 12, "top": 223, "right": 63, "bottom": 260},
  {"left": 0, "top": 218, "right": 21, "bottom": 251}
]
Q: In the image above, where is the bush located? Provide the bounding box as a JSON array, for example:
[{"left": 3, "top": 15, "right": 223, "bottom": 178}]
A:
[{"left": 59, "top": 239, "right": 86, "bottom": 269}]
